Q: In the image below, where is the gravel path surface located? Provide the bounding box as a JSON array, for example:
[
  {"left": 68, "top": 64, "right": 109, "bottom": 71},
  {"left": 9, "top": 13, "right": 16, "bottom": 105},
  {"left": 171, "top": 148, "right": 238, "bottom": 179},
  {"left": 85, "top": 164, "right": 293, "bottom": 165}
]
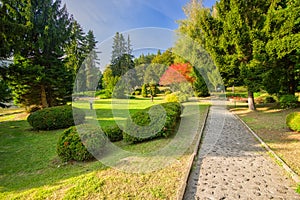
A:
[{"left": 184, "top": 104, "right": 300, "bottom": 200}]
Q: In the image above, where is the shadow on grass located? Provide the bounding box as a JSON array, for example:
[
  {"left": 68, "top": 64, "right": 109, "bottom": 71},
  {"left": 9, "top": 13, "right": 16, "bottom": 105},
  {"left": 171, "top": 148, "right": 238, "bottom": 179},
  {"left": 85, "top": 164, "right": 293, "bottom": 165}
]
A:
[
  {"left": 0, "top": 102, "right": 208, "bottom": 193},
  {"left": 0, "top": 119, "right": 107, "bottom": 193}
]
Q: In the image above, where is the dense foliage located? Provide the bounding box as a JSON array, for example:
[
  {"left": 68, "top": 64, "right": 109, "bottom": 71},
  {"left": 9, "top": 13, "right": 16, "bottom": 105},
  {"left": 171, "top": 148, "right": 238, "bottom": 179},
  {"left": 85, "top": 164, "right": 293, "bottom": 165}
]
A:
[
  {"left": 165, "top": 92, "right": 189, "bottom": 103},
  {"left": 57, "top": 125, "right": 107, "bottom": 162},
  {"left": 279, "top": 95, "right": 299, "bottom": 109},
  {"left": 27, "top": 105, "right": 85, "bottom": 130},
  {"left": 102, "top": 125, "right": 123, "bottom": 142},
  {"left": 159, "top": 63, "right": 194, "bottom": 85},
  {"left": 178, "top": 0, "right": 300, "bottom": 110},
  {"left": 286, "top": 112, "right": 300, "bottom": 132},
  {"left": 1, "top": 0, "right": 99, "bottom": 108},
  {"left": 0, "top": 78, "right": 11, "bottom": 102},
  {"left": 123, "top": 102, "right": 182, "bottom": 144}
]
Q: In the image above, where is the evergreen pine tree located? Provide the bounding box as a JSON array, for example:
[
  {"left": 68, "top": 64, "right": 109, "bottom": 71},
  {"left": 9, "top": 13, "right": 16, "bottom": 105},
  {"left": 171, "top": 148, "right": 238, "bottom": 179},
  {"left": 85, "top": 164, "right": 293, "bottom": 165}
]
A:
[{"left": 6, "top": 0, "right": 73, "bottom": 107}]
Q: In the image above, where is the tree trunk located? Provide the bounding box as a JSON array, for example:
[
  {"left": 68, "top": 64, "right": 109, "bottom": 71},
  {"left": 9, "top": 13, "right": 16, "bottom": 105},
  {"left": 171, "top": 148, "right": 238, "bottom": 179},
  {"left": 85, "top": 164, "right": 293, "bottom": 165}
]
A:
[
  {"left": 41, "top": 85, "right": 49, "bottom": 108},
  {"left": 288, "top": 65, "right": 296, "bottom": 95},
  {"left": 248, "top": 91, "right": 256, "bottom": 111}
]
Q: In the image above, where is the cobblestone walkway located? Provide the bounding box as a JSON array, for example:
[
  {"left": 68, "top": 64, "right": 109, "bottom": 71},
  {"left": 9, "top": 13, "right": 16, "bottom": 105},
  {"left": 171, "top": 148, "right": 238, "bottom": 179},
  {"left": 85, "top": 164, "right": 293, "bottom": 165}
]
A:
[{"left": 184, "top": 105, "right": 300, "bottom": 200}]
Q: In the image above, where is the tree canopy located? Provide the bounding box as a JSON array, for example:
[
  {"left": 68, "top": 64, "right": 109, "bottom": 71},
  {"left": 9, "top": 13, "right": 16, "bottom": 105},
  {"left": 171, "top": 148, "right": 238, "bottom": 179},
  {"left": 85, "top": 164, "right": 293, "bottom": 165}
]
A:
[
  {"left": 178, "top": 0, "right": 300, "bottom": 110},
  {"left": 1, "top": 0, "right": 100, "bottom": 107}
]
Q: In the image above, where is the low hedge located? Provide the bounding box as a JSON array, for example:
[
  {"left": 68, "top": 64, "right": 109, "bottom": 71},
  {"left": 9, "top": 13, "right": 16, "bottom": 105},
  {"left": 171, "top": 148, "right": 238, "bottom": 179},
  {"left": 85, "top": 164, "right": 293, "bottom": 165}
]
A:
[
  {"left": 57, "top": 124, "right": 107, "bottom": 162},
  {"left": 102, "top": 125, "right": 123, "bottom": 142},
  {"left": 280, "top": 95, "right": 298, "bottom": 109},
  {"left": 286, "top": 112, "right": 300, "bottom": 132},
  {"left": 123, "top": 102, "right": 182, "bottom": 144},
  {"left": 27, "top": 105, "right": 85, "bottom": 130}
]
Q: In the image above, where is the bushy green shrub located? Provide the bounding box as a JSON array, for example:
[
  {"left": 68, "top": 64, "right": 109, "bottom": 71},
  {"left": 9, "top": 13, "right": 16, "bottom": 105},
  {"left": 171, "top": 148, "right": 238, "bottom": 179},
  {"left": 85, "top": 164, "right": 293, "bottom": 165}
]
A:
[
  {"left": 279, "top": 95, "right": 298, "bottom": 109},
  {"left": 27, "top": 105, "right": 85, "bottom": 130},
  {"left": 255, "top": 94, "right": 277, "bottom": 104},
  {"left": 165, "top": 93, "right": 179, "bottom": 103},
  {"left": 102, "top": 125, "right": 123, "bottom": 142},
  {"left": 175, "top": 91, "right": 189, "bottom": 102},
  {"left": 165, "top": 92, "right": 189, "bottom": 103},
  {"left": 123, "top": 102, "right": 182, "bottom": 144},
  {"left": 96, "top": 89, "right": 112, "bottom": 99},
  {"left": 57, "top": 124, "right": 107, "bottom": 162},
  {"left": 286, "top": 112, "right": 300, "bottom": 132}
]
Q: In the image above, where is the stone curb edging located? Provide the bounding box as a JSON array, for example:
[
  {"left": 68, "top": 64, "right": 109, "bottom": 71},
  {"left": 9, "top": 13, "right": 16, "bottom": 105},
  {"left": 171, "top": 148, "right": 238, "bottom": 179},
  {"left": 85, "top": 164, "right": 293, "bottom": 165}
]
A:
[
  {"left": 177, "top": 105, "right": 210, "bottom": 200},
  {"left": 232, "top": 112, "right": 300, "bottom": 185}
]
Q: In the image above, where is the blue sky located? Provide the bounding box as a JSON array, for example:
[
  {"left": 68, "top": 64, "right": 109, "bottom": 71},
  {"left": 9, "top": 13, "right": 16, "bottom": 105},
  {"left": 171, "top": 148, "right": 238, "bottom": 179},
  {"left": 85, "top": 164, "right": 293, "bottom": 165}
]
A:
[{"left": 61, "top": 0, "right": 217, "bottom": 68}]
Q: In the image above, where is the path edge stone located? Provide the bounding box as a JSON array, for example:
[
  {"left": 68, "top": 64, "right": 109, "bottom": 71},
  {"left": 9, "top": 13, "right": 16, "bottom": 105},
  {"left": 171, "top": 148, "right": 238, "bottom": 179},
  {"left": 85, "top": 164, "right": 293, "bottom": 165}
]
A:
[
  {"left": 232, "top": 112, "right": 300, "bottom": 185},
  {"left": 176, "top": 105, "right": 210, "bottom": 200}
]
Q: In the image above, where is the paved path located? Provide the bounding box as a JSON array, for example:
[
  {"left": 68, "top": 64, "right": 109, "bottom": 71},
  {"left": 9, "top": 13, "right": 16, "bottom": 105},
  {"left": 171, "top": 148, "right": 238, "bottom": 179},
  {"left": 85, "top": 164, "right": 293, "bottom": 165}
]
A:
[{"left": 184, "top": 105, "right": 300, "bottom": 200}]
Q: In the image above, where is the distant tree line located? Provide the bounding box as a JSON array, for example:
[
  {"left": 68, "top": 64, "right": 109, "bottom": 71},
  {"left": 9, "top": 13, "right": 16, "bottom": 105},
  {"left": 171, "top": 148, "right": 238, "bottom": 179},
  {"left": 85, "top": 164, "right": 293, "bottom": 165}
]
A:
[{"left": 100, "top": 32, "right": 211, "bottom": 99}]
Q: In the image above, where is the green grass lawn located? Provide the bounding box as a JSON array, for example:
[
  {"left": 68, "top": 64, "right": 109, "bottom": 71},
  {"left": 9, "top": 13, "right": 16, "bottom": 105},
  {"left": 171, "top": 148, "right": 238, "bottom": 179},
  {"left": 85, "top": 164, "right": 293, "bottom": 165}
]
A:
[{"left": 0, "top": 97, "right": 209, "bottom": 199}]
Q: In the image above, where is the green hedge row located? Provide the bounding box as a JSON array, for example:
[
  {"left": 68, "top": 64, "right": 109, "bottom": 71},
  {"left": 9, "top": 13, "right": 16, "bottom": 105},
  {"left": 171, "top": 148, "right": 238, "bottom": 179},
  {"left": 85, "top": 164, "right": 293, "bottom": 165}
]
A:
[
  {"left": 27, "top": 105, "right": 85, "bottom": 130},
  {"left": 57, "top": 124, "right": 107, "bottom": 162},
  {"left": 286, "top": 112, "right": 300, "bottom": 132},
  {"left": 123, "top": 102, "right": 182, "bottom": 144},
  {"left": 102, "top": 125, "right": 123, "bottom": 142}
]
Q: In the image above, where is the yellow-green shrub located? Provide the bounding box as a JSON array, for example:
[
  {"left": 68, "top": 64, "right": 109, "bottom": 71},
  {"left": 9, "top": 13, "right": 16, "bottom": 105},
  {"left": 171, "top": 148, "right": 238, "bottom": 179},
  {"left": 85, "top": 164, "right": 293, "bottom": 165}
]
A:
[{"left": 286, "top": 112, "right": 300, "bottom": 132}]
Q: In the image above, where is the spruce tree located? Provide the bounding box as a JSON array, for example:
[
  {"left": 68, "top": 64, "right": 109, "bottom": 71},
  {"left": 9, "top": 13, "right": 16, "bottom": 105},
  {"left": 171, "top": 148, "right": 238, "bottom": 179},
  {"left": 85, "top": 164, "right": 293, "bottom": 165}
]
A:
[
  {"left": 84, "top": 30, "right": 101, "bottom": 91},
  {"left": 6, "top": 0, "right": 73, "bottom": 107},
  {"left": 110, "top": 32, "right": 134, "bottom": 77}
]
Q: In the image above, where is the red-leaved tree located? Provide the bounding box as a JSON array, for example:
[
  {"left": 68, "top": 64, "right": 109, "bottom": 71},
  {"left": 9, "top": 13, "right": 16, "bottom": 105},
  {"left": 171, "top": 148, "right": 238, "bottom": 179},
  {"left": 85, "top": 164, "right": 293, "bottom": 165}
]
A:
[{"left": 159, "top": 63, "right": 195, "bottom": 85}]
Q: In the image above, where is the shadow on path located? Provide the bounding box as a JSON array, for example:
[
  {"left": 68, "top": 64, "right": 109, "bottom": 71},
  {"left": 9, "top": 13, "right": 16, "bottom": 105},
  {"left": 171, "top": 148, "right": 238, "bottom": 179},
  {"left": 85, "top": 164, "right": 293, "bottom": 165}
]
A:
[{"left": 183, "top": 105, "right": 300, "bottom": 200}]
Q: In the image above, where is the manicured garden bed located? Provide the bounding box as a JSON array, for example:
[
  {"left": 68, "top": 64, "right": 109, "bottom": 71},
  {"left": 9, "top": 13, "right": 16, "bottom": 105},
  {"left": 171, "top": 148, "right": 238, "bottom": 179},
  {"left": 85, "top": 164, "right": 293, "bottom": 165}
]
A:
[{"left": 0, "top": 98, "right": 209, "bottom": 199}]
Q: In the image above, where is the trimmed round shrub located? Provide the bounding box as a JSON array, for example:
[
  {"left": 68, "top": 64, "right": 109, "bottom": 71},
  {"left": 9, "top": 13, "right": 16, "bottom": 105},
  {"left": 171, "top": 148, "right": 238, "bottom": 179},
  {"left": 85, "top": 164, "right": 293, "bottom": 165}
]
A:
[
  {"left": 57, "top": 124, "right": 107, "bottom": 162},
  {"left": 27, "top": 105, "right": 85, "bottom": 130},
  {"left": 279, "top": 95, "right": 298, "bottom": 109},
  {"left": 165, "top": 92, "right": 189, "bottom": 103},
  {"left": 102, "top": 125, "right": 123, "bottom": 142},
  {"left": 165, "top": 93, "right": 179, "bottom": 103},
  {"left": 286, "top": 112, "right": 300, "bottom": 132},
  {"left": 123, "top": 102, "right": 182, "bottom": 144}
]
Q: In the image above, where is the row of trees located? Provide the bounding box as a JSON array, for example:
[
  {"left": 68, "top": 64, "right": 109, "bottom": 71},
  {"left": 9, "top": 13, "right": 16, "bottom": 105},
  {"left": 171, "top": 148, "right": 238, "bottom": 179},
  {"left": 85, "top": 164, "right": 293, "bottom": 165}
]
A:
[
  {"left": 0, "top": 0, "right": 100, "bottom": 108},
  {"left": 101, "top": 32, "right": 210, "bottom": 98},
  {"left": 179, "top": 0, "right": 300, "bottom": 110}
]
